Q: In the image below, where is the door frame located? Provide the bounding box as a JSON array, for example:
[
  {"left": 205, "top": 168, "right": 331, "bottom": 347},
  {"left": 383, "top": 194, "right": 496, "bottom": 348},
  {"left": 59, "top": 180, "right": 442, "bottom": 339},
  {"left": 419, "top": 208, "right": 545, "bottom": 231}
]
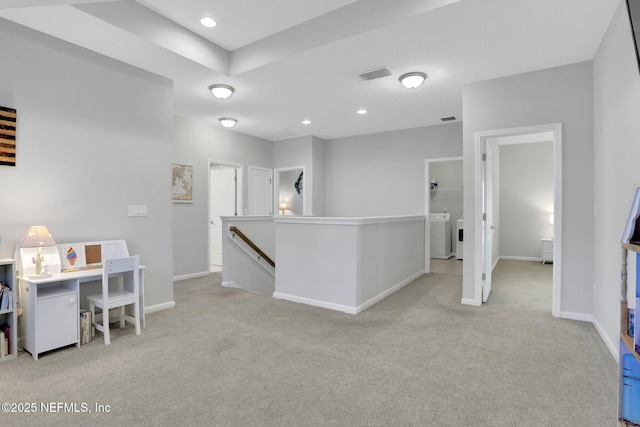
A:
[
  {"left": 473, "top": 123, "right": 562, "bottom": 316},
  {"left": 424, "top": 156, "right": 463, "bottom": 273},
  {"left": 208, "top": 159, "right": 243, "bottom": 270}
]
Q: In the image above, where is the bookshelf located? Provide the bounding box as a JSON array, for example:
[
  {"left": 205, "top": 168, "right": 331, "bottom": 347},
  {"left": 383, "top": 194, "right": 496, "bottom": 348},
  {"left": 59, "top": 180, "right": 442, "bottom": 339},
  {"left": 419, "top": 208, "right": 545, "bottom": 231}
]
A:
[
  {"left": 620, "top": 187, "right": 640, "bottom": 424},
  {"left": 0, "top": 258, "right": 17, "bottom": 361}
]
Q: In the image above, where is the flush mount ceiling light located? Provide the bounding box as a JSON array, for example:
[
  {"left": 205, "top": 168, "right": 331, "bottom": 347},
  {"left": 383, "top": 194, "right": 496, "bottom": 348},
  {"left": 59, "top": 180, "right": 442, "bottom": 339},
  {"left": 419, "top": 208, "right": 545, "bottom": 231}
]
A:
[
  {"left": 218, "top": 117, "right": 237, "bottom": 128},
  {"left": 357, "top": 109, "right": 367, "bottom": 115},
  {"left": 301, "top": 120, "right": 311, "bottom": 125},
  {"left": 209, "top": 84, "right": 234, "bottom": 100},
  {"left": 399, "top": 72, "right": 427, "bottom": 89},
  {"left": 200, "top": 16, "right": 217, "bottom": 28}
]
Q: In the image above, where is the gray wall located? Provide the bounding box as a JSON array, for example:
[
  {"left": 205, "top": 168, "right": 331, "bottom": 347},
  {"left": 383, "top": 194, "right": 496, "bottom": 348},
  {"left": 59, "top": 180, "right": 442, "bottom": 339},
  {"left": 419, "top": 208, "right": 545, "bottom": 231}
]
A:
[
  {"left": 593, "top": 1, "right": 640, "bottom": 354},
  {"left": 0, "top": 20, "right": 175, "bottom": 309},
  {"left": 499, "top": 141, "right": 554, "bottom": 259},
  {"left": 324, "top": 122, "right": 463, "bottom": 217},
  {"left": 462, "top": 61, "right": 594, "bottom": 315},
  {"left": 172, "top": 116, "right": 273, "bottom": 278}
]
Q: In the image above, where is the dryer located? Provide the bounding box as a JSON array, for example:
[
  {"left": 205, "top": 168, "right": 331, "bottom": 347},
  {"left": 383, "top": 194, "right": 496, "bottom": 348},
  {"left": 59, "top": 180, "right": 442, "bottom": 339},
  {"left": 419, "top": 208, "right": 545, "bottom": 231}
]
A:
[{"left": 456, "top": 217, "right": 464, "bottom": 260}]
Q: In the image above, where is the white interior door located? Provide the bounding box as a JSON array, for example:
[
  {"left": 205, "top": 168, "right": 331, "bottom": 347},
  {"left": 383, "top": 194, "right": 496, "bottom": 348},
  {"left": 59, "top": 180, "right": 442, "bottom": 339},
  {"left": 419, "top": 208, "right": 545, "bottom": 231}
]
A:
[
  {"left": 210, "top": 167, "right": 237, "bottom": 267},
  {"left": 249, "top": 166, "right": 273, "bottom": 216},
  {"left": 482, "top": 140, "right": 494, "bottom": 302}
]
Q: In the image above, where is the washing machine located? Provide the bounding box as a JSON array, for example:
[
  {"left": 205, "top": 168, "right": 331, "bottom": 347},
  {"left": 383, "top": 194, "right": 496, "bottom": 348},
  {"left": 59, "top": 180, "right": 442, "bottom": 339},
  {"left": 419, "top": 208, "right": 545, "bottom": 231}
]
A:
[
  {"left": 430, "top": 213, "right": 452, "bottom": 259},
  {"left": 456, "top": 217, "right": 464, "bottom": 260}
]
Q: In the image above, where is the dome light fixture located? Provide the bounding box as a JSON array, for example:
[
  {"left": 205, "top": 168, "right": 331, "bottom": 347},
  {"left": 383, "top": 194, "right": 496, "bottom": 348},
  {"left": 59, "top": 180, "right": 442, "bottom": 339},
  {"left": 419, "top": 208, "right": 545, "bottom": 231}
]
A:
[
  {"left": 357, "top": 108, "right": 367, "bottom": 115},
  {"left": 399, "top": 72, "right": 427, "bottom": 89},
  {"left": 218, "top": 117, "right": 237, "bottom": 128},
  {"left": 209, "top": 84, "right": 235, "bottom": 100},
  {"left": 301, "top": 120, "right": 311, "bottom": 125},
  {"left": 200, "top": 16, "right": 217, "bottom": 28}
]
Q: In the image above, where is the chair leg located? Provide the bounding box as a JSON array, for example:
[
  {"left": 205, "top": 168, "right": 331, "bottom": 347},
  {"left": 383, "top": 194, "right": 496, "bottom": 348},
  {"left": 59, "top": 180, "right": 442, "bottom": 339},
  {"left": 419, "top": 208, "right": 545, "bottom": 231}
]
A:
[
  {"left": 103, "top": 308, "right": 111, "bottom": 345},
  {"left": 119, "top": 306, "right": 125, "bottom": 328},
  {"left": 134, "top": 302, "right": 141, "bottom": 335},
  {"left": 89, "top": 301, "right": 96, "bottom": 338}
]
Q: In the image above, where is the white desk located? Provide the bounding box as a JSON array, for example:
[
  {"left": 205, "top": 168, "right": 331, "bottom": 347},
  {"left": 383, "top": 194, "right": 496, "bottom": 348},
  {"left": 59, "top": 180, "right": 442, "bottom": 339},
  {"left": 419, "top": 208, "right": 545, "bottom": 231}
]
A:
[{"left": 18, "top": 266, "right": 145, "bottom": 361}]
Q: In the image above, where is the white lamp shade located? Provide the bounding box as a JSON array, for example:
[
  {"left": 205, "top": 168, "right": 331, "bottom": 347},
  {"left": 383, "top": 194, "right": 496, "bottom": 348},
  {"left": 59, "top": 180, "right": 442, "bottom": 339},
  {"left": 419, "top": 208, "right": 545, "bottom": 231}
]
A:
[
  {"left": 19, "top": 226, "right": 56, "bottom": 247},
  {"left": 219, "top": 117, "right": 238, "bottom": 128},
  {"left": 399, "top": 72, "right": 427, "bottom": 89},
  {"left": 209, "top": 84, "right": 234, "bottom": 100}
]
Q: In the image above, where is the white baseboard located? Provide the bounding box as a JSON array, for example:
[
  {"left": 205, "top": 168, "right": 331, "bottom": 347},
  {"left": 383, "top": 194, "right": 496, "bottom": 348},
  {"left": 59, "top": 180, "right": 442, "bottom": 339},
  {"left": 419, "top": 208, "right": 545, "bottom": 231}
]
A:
[
  {"left": 461, "top": 298, "right": 482, "bottom": 306},
  {"left": 355, "top": 271, "right": 425, "bottom": 313},
  {"left": 173, "top": 271, "right": 210, "bottom": 282},
  {"left": 144, "top": 301, "right": 176, "bottom": 314},
  {"left": 273, "top": 270, "right": 425, "bottom": 315},
  {"left": 591, "top": 315, "right": 618, "bottom": 361},
  {"left": 221, "top": 281, "right": 234, "bottom": 288},
  {"left": 499, "top": 256, "right": 541, "bottom": 262},
  {"left": 559, "top": 311, "right": 592, "bottom": 322},
  {"left": 273, "top": 292, "right": 358, "bottom": 314}
]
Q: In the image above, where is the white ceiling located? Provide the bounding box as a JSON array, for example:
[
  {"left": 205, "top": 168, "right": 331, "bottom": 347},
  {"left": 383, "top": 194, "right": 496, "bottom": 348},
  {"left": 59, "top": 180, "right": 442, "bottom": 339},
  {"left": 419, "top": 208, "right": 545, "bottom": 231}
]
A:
[{"left": 0, "top": 0, "right": 620, "bottom": 141}]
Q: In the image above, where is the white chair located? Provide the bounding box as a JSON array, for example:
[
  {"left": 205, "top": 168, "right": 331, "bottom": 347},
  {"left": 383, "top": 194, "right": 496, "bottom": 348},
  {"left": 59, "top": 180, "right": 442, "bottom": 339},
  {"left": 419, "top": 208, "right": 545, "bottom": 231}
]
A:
[{"left": 87, "top": 255, "right": 141, "bottom": 345}]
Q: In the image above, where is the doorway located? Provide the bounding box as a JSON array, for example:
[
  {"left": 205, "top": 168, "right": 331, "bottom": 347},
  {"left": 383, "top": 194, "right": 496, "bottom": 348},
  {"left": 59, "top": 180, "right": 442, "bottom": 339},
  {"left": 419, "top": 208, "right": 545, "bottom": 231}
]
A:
[
  {"left": 424, "top": 157, "right": 463, "bottom": 273},
  {"left": 275, "top": 166, "right": 305, "bottom": 216},
  {"left": 209, "top": 161, "right": 242, "bottom": 273},
  {"left": 474, "top": 123, "right": 562, "bottom": 315}
]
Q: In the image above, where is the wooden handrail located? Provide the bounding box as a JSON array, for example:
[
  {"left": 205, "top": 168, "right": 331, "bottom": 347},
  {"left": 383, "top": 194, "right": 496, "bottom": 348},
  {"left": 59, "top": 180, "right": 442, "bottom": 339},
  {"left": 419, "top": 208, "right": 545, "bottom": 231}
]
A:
[{"left": 229, "top": 226, "right": 275, "bottom": 268}]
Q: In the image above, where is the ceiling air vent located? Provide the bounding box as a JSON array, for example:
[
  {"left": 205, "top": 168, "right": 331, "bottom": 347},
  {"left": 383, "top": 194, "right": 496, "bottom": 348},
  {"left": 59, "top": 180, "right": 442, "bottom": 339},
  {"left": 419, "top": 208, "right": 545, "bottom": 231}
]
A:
[
  {"left": 358, "top": 67, "right": 392, "bottom": 81},
  {"left": 440, "top": 116, "right": 457, "bottom": 122}
]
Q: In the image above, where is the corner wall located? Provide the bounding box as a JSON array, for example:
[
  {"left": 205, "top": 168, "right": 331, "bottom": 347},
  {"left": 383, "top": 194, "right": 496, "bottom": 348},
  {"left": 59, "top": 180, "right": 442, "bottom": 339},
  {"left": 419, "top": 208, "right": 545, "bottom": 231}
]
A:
[
  {"left": 172, "top": 116, "right": 273, "bottom": 278},
  {"left": 462, "top": 62, "right": 594, "bottom": 315},
  {"left": 0, "top": 19, "right": 175, "bottom": 310},
  {"left": 593, "top": 1, "right": 640, "bottom": 357}
]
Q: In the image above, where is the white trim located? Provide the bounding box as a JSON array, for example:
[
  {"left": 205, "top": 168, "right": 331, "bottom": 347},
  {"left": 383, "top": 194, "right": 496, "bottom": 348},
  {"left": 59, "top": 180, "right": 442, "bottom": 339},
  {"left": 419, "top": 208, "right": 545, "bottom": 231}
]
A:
[
  {"left": 144, "top": 301, "right": 176, "bottom": 314},
  {"left": 274, "top": 215, "right": 425, "bottom": 226},
  {"left": 499, "top": 256, "right": 541, "bottom": 262},
  {"left": 461, "top": 298, "right": 482, "bottom": 306},
  {"left": 473, "top": 123, "right": 562, "bottom": 316},
  {"left": 559, "top": 311, "right": 592, "bottom": 323},
  {"left": 273, "top": 270, "right": 424, "bottom": 315},
  {"left": 173, "top": 271, "right": 210, "bottom": 281},
  {"left": 355, "top": 270, "right": 424, "bottom": 313},
  {"left": 273, "top": 292, "right": 358, "bottom": 314},
  {"left": 221, "top": 281, "right": 234, "bottom": 288},
  {"left": 425, "top": 156, "right": 463, "bottom": 274},
  {"left": 592, "top": 315, "right": 618, "bottom": 361}
]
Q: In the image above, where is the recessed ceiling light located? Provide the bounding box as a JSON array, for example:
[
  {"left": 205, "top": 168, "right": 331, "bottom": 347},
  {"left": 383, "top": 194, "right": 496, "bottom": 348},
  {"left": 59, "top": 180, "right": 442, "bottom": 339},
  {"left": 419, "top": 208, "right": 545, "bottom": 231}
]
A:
[
  {"left": 200, "top": 16, "right": 217, "bottom": 28},
  {"left": 301, "top": 120, "right": 311, "bottom": 125},
  {"left": 218, "top": 117, "right": 237, "bottom": 128},
  {"left": 357, "top": 109, "right": 367, "bottom": 115},
  {"left": 209, "top": 84, "right": 234, "bottom": 100},
  {"left": 399, "top": 72, "right": 427, "bottom": 89}
]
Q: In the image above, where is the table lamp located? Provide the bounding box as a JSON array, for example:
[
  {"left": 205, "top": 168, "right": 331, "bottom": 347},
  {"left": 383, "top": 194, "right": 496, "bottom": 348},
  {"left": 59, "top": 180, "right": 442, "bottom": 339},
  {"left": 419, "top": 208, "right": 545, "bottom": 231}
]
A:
[{"left": 19, "top": 226, "right": 56, "bottom": 278}]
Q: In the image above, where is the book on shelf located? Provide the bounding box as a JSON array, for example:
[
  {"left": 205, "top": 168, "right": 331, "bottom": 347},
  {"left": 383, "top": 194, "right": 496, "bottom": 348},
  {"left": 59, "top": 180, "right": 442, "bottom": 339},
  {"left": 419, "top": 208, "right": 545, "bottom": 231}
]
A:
[
  {"left": 0, "top": 285, "right": 12, "bottom": 311},
  {"left": 0, "top": 324, "right": 10, "bottom": 355}
]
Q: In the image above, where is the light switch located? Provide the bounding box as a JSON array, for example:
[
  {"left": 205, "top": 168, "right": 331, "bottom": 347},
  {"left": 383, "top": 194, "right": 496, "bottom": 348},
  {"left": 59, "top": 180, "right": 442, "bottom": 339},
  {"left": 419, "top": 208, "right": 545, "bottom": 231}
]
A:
[{"left": 128, "top": 205, "right": 148, "bottom": 217}]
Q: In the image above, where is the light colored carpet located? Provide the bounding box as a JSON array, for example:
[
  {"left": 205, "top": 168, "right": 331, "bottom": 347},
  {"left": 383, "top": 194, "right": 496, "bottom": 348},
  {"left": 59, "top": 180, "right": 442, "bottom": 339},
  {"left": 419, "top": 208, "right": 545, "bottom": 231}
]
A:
[{"left": 1, "top": 259, "right": 617, "bottom": 426}]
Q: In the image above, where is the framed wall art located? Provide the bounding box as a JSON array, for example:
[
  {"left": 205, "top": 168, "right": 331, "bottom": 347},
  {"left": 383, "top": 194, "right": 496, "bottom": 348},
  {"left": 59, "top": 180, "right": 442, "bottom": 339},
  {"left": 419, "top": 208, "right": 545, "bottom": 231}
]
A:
[
  {"left": 172, "top": 163, "right": 193, "bottom": 203},
  {"left": 0, "top": 106, "right": 16, "bottom": 166}
]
